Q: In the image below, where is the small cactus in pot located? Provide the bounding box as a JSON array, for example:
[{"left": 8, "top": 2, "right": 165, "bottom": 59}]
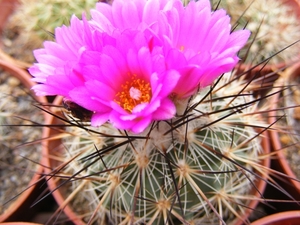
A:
[
  {"left": 50, "top": 73, "right": 270, "bottom": 224},
  {"left": 29, "top": 0, "right": 284, "bottom": 224}
]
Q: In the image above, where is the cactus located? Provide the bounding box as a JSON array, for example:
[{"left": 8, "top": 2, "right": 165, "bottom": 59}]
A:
[
  {"left": 48, "top": 72, "right": 270, "bottom": 224},
  {"left": 27, "top": 0, "right": 295, "bottom": 224},
  {"left": 2, "top": 0, "right": 98, "bottom": 65}
]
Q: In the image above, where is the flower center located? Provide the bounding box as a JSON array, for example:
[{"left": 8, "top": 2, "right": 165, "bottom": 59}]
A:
[{"left": 115, "top": 75, "right": 151, "bottom": 112}]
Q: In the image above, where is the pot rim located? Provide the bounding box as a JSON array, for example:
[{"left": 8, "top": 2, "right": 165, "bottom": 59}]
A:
[
  {"left": 268, "top": 61, "right": 300, "bottom": 194},
  {"left": 250, "top": 210, "right": 300, "bottom": 225}
]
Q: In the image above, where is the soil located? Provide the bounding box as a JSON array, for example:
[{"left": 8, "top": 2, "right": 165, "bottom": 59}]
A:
[
  {"left": 0, "top": 3, "right": 43, "bottom": 67},
  {"left": 0, "top": 3, "right": 72, "bottom": 223},
  {"left": 0, "top": 69, "right": 43, "bottom": 215},
  {"left": 1, "top": 23, "right": 39, "bottom": 65}
]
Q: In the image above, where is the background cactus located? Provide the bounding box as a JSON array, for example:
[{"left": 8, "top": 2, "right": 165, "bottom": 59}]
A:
[
  {"left": 216, "top": 0, "right": 300, "bottom": 65},
  {"left": 11, "top": 0, "right": 98, "bottom": 40},
  {"left": 47, "top": 72, "right": 271, "bottom": 224},
  {"left": 2, "top": 0, "right": 98, "bottom": 64}
]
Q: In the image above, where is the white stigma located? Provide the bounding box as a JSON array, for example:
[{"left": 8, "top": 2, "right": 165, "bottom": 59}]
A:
[{"left": 130, "top": 87, "right": 142, "bottom": 100}]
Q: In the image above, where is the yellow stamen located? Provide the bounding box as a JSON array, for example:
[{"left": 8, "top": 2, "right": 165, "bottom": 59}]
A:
[{"left": 115, "top": 74, "right": 152, "bottom": 112}]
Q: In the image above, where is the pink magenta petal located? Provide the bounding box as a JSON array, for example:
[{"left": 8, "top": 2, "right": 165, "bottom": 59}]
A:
[
  {"left": 94, "top": 2, "right": 113, "bottom": 23},
  {"left": 121, "top": 1, "right": 140, "bottom": 29},
  {"left": 70, "top": 85, "right": 112, "bottom": 112},
  {"left": 109, "top": 111, "right": 136, "bottom": 130},
  {"left": 110, "top": 101, "right": 132, "bottom": 115},
  {"left": 138, "top": 100, "right": 160, "bottom": 116},
  {"left": 172, "top": 67, "right": 204, "bottom": 98},
  {"left": 143, "top": 0, "right": 160, "bottom": 24},
  {"left": 130, "top": 115, "right": 152, "bottom": 133},
  {"left": 120, "top": 114, "right": 138, "bottom": 121},
  {"left": 165, "top": 48, "right": 187, "bottom": 69},
  {"left": 150, "top": 69, "right": 181, "bottom": 100},
  {"left": 152, "top": 98, "right": 176, "bottom": 120},
  {"left": 91, "top": 112, "right": 110, "bottom": 127},
  {"left": 132, "top": 103, "right": 148, "bottom": 114},
  {"left": 31, "top": 84, "right": 57, "bottom": 96}
]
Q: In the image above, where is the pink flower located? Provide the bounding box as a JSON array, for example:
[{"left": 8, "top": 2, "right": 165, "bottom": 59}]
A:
[
  {"left": 29, "top": 0, "right": 250, "bottom": 133},
  {"left": 90, "top": 0, "right": 250, "bottom": 99},
  {"left": 30, "top": 13, "right": 181, "bottom": 133},
  {"left": 69, "top": 31, "right": 180, "bottom": 133}
]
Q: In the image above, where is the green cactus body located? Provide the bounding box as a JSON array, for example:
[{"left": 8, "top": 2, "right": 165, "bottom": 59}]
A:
[
  {"left": 56, "top": 73, "right": 268, "bottom": 224},
  {"left": 13, "top": 0, "right": 98, "bottom": 40}
]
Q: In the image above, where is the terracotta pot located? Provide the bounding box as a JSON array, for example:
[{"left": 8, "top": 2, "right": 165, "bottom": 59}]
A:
[
  {"left": 0, "top": 0, "right": 34, "bottom": 69},
  {"left": 251, "top": 210, "right": 300, "bottom": 225},
  {"left": 268, "top": 62, "right": 300, "bottom": 201},
  {"left": 0, "top": 0, "right": 19, "bottom": 46},
  {"left": 0, "top": 59, "right": 47, "bottom": 222},
  {"left": 42, "top": 96, "right": 271, "bottom": 225},
  {"left": 0, "top": 223, "right": 42, "bottom": 225},
  {"left": 42, "top": 96, "right": 85, "bottom": 225}
]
